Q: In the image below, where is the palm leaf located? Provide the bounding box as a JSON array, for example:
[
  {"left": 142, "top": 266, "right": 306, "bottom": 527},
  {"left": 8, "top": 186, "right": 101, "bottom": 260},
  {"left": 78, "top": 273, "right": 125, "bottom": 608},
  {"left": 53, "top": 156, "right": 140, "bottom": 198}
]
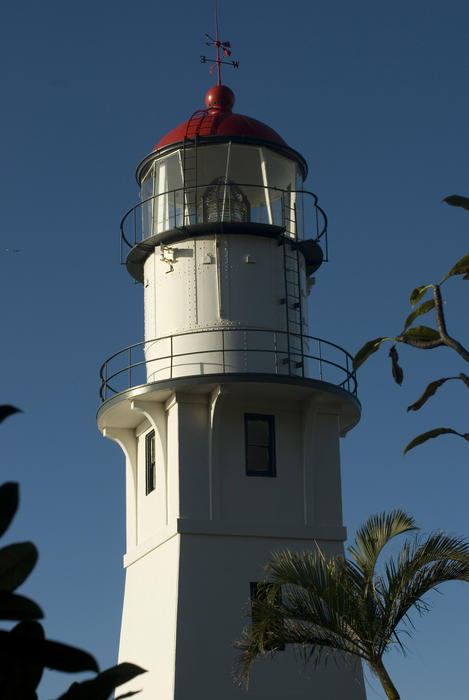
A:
[
  {"left": 380, "top": 533, "right": 469, "bottom": 651},
  {"left": 403, "top": 427, "right": 468, "bottom": 454},
  {"left": 347, "top": 511, "right": 417, "bottom": 583}
]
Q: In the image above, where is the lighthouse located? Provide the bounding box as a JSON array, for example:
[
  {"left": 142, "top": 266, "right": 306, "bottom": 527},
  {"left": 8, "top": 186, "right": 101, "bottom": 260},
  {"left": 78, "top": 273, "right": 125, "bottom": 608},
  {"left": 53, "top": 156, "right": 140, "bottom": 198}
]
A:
[{"left": 97, "top": 53, "right": 366, "bottom": 699}]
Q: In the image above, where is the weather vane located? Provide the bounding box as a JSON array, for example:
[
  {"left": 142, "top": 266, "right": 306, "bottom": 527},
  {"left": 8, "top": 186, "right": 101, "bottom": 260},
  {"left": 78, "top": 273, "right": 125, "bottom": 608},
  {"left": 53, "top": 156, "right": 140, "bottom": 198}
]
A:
[{"left": 200, "top": 0, "right": 239, "bottom": 85}]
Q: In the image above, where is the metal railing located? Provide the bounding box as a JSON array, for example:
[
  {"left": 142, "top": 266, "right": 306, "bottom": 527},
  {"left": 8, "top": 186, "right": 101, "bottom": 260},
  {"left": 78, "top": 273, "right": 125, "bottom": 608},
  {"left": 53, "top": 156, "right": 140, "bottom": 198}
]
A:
[
  {"left": 99, "top": 327, "right": 356, "bottom": 402},
  {"left": 120, "top": 184, "right": 328, "bottom": 262}
]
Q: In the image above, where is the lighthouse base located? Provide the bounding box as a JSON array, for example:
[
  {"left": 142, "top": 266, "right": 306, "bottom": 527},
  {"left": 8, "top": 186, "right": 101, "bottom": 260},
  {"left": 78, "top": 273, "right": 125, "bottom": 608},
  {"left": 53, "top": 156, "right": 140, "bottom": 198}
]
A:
[
  {"left": 98, "top": 378, "right": 365, "bottom": 699},
  {"left": 117, "top": 527, "right": 366, "bottom": 700}
]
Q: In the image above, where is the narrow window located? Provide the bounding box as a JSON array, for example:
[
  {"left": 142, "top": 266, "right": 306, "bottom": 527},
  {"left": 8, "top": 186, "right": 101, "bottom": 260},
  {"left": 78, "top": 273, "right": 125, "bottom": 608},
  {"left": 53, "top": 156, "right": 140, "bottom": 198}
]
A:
[
  {"left": 245, "top": 414, "right": 276, "bottom": 476},
  {"left": 249, "top": 582, "right": 284, "bottom": 651},
  {"left": 145, "top": 430, "right": 156, "bottom": 495}
]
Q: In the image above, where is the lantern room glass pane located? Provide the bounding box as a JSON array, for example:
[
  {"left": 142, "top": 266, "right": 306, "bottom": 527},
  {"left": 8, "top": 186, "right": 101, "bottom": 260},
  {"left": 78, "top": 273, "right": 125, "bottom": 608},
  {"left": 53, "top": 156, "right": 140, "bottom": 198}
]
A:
[
  {"left": 153, "top": 153, "right": 184, "bottom": 234},
  {"left": 141, "top": 154, "right": 185, "bottom": 237},
  {"left": 263, "top": 150, "right": 298, "bottom": 190},
  {"left": 197, "top": 144, "right": 229, "bottom": 188},
  {"left": 141, "top": 171, "right": 154, "bottom": 239},
  {"left": 227, "top": 145, "right": 263, "bottom": 187}
]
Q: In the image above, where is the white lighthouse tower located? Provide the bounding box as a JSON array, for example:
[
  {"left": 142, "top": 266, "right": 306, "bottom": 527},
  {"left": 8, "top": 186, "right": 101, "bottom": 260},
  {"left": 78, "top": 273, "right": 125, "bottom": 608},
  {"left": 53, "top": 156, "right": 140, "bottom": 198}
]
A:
[{"left": 97, "top": 67, "right": 366, "bottom": 698}]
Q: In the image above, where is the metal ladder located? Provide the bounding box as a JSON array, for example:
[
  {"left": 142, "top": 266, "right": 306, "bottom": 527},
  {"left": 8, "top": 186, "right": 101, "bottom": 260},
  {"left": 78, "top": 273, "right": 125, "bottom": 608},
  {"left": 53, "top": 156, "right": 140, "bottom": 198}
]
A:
[{"left": 281, "top": 237, "right": 304, "bottom": 374}]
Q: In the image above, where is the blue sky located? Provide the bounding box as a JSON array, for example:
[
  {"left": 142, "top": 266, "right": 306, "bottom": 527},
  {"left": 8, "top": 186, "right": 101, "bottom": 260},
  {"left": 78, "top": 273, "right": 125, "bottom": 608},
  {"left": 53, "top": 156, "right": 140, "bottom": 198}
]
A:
[{"left": 1, "top": 0, "right": 468, "bottom": 697}]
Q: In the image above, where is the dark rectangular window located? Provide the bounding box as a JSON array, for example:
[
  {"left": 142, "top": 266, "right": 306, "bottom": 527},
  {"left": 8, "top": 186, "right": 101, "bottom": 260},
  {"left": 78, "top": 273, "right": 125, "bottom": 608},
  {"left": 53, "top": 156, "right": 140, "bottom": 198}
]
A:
[
  {"left": 245, "top": 413, "right": 276, "bottom": 476},
  {"left": 249, "top": 581, "right": 284, "bottom": 651},
  {"left": 145, "top": 430, "right": 156, "bottom": 495}
]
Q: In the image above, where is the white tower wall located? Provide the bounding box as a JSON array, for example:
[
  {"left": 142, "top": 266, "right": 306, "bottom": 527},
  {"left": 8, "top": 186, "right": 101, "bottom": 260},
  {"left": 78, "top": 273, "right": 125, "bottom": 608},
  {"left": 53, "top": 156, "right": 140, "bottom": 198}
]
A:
[
  {"left": 143, "top": 235, "right": 307, "bottom": 381},
  {"left": 98, "top": 380, "right": 365, "bottom": 699}
]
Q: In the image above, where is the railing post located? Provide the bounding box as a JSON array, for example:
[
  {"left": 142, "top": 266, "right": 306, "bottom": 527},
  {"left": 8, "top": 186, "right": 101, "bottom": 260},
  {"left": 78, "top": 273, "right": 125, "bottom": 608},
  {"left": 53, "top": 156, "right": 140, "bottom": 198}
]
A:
[
  {"left": 282, "top": 238, "right": 292, "bottom": 375},
  {"left": 128, "top": 347, "right": 132, "bottom": 389},
  {"left": 170, "top": 335, "right": 173, "bottom": 378},
  {"left": 274, "top": 331, "right": 278, "bottom": 374},
  {"left": 318, "top": 340, "right": 323, "bottom": 381},
  {"left": 222, "top": 329, "right": 225, "bottom": 373}
]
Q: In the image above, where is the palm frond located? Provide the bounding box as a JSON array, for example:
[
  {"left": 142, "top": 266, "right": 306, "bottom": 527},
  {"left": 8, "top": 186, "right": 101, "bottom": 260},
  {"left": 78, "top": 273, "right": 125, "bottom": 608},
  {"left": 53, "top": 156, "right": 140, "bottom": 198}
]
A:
[
  {"left": 380, "top": 533, "right": 469, "bottom": 646},
  {"left": 347, "top": 510, "right": 417, "bottom": 583}
]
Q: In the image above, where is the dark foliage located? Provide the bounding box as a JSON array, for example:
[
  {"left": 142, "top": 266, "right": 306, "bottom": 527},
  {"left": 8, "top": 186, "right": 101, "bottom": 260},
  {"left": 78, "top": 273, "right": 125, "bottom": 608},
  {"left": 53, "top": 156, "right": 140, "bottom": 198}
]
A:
[{"left": 0, "top": 407, "right": 146, "bottom": 699}]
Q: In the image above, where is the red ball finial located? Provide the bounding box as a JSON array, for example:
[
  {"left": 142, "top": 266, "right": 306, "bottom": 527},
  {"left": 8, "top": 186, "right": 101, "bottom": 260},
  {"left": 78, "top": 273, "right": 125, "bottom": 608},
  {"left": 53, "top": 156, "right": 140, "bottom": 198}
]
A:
[{"left": 205, "top": 85, "right": 235, "bottom": 112}]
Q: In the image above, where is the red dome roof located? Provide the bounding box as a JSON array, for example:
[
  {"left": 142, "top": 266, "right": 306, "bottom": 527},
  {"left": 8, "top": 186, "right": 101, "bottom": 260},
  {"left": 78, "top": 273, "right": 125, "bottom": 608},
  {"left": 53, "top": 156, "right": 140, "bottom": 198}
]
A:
[{"left": 153, "top": 85, "right": 287, "bottom": 151}]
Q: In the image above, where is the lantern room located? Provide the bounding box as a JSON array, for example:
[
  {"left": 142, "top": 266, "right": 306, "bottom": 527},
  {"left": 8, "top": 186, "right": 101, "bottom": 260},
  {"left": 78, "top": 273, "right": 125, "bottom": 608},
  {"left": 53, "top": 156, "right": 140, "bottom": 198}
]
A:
[{"left": 122, "top": 85, "right": 326, "bottom": 283}]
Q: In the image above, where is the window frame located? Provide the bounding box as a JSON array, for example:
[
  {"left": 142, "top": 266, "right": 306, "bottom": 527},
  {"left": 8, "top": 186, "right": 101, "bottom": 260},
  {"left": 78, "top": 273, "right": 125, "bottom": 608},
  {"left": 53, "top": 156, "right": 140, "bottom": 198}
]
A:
[
  {"left": 244, "top": 413, "right": 276, "bottom": 477},
  {"left": 145, "top": 430, "right": 156, "bottom": 495}
]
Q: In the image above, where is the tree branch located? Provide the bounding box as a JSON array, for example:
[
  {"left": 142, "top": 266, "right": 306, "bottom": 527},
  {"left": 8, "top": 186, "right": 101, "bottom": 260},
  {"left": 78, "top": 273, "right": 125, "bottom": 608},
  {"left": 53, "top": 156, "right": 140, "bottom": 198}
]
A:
[{"left": 433, "top": 285, "right": 448, "bottom": 336}]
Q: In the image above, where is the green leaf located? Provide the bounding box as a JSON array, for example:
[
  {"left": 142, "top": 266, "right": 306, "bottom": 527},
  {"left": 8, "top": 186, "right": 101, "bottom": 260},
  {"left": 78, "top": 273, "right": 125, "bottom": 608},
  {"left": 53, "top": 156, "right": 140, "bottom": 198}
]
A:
[
  {"left": 389, "top": 346, "right": 403, "bottom": 385},
  {"left": 40, "top": 639, "right": 99, "bottom": 673},
  {"left": 0, "top": 482, "right": 19, "bottom": 538},
  {"left": 7, "top": 621, "right": 46, "bottom": 694},
  {"left": 0, "top": 629, "right": 99, "bottom": 673},
  {"left": 409, "top": 284, "right": 432, "bottom": 307},
  {"left": 407, "top": 378, "right": 452, "bottom": 411},
  {"left": 0, "top": 542, "right": 38, "bottom": 592},
  {"left": 0, "top": 590, "right": 43, "bottom": 620},
  {"left": 442, "top": 253, "right": 469, "bottom": 282},
  {"left": 403, "top": 427, "right": 466, "bottom": 454},
  {"left": 403, "top": 299, "right": 435, "bottom": 331},
  {"left": 401, "top": 326, "right": 440, "bottom": 342},
  {"left": 443, "top": 194, "right": 469, "bottom": 211},
  {"left": 0, "top": 405, "right": 22, "bottom": 424},
  {"left": 57, "top": 663, "right": 146, "bottom": 700},
  {"left": 353, "top": 338, "right": 388, "bottom": 371}
]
